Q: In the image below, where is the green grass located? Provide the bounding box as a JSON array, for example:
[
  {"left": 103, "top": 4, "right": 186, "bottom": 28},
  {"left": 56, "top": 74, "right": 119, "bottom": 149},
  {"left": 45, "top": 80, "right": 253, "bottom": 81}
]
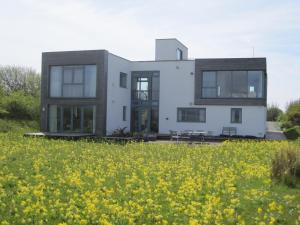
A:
[
  {"left": 0, "top": 118, "right": 38, "bottom": 133},
  {"left": 284, "top": 126, "right": 300, "bottom": 140},
  {"left": 0, "top": 134, "right": 299, "bottom": 224}
]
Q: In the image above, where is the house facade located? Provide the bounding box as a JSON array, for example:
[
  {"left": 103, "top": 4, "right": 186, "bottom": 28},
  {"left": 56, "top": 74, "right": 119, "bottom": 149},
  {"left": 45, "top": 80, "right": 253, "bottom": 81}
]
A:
[{"left": 40, "top": 38, "right": 267, "bottom": 137}]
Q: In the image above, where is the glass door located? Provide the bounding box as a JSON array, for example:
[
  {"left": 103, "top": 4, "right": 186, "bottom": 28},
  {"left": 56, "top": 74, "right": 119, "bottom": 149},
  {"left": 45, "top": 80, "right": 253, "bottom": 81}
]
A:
[{"left": 49, "top": 105, "right": 95, "bottom": 133}]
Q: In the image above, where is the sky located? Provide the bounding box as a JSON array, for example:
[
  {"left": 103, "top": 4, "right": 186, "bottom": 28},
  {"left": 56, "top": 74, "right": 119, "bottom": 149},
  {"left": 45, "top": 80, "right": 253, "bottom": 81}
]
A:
[{"left": 0, "top": 0, "right": 299, "bottom": 110}]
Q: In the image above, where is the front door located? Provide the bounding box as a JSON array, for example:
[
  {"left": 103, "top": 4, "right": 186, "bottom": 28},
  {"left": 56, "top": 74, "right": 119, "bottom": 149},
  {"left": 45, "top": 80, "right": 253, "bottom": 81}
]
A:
[{"left": 133, "top": 107, "right": 150, "bottom": 133}]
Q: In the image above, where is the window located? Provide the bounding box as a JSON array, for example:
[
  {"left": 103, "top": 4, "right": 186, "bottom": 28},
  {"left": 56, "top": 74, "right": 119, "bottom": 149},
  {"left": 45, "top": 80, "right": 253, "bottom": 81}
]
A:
[
  {"left": 120, "top": 72, "right": 127, "bottom": 88},
  {"left": 231, "top": 108, "right": 242, "bottom": 123},
  {"left": 202, "top": 71, "right": 217, "bottom": 98},
  {"left": 177, "top": 108, "right": 206, "bottom": 122},
  {"left": 201, "top": 70, "right": 265, "bottom": 99},
  {"left": 122, "top": 106, "right": 126, "bottom": 121},
  {"left": 248, "top": 71, "right": 263, "bottom": 98},
  {"left": 176, "top": 48, "right": 183, "bottom": 60},
  {"left": 50, "top": 65, "right": 96, "bottom": 98},
  {"left": 48, "top": 105, "right": 96, "bottom": 133}
]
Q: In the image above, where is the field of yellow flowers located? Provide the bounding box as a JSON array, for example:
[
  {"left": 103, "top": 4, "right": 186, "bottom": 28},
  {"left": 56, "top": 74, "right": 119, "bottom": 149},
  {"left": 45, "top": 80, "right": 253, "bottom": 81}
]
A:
[{"left": 0, "top": 133, "right": 299, "bottom": 225}]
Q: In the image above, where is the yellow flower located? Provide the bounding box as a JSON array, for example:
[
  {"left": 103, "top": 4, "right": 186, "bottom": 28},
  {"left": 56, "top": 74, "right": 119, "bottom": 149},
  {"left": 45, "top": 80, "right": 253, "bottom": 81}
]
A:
[{"left": 257, "top": 207, "right": 263, "bottom": 214}]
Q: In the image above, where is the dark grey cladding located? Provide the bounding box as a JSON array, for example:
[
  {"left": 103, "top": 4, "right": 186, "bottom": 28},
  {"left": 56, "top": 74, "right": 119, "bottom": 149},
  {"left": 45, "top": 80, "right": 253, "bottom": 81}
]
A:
[
  {"left": 40, "top": 50, "right": 108, "bottom": 136},
  {"left": 194, "top": 58, "right": 267, "bottom": 106}
]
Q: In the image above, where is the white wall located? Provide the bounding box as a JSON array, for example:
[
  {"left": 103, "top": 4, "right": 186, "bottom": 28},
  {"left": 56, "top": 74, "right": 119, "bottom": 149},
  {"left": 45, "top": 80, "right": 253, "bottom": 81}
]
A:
[
  {"left": 131, "top": 60, "right": 266, "bottom": 137},
  {"left": 106, "top": 53, "right": 131, "bottom": 135},
  {"left": 155, "top": 39, "right": 188, "bottom": 60}
]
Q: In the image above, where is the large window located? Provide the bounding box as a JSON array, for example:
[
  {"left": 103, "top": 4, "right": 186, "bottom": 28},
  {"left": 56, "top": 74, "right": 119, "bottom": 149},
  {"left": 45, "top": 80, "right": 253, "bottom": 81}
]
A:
[
  {"left": 50, "top": 65, "right": 96, "bottom": 98},
  {"left": 177, "top": 108, "right": 206, "bottom": 122},
  {"left": 120, "top": 72, "right": 127, "bottom": 88},
  {"left": 48, "top": 105, "right": 96, "bottom": 133},
  {"left": 201, "top": 70, "right": 264, "bottom": 98},
  {"left": 231, "top": 108, "right": 242, "bottom": 123}
]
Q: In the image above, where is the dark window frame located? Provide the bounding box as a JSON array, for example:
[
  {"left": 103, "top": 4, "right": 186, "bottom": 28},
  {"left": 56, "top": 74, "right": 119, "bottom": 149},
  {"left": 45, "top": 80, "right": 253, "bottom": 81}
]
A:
[
  {"left": 231, "top": 108, "right": 242, "bottom": 123},
  {"left": 49, "top": 64, "right": 97, "bottom": 98},
  {"left": 201, "top": 70, "right": 265, "bottom": 99},
  {"left": 120, "top": 72, "right": 127, "bottom": 88},
  {"left": 177, "top": 108, "right": 206, "bottom": 123}
]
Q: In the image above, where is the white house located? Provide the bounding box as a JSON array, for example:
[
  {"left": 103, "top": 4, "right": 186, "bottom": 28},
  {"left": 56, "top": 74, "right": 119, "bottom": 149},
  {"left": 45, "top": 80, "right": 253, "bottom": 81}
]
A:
[{"left": 40, "top": 38, "right": 267, "bottom": 138}]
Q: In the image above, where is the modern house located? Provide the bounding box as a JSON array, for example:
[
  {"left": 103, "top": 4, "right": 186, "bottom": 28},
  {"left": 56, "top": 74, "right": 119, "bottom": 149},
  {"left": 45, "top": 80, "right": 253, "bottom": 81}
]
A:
[{"left": 40, "top": 38, "right": 267, "bottom": 138}]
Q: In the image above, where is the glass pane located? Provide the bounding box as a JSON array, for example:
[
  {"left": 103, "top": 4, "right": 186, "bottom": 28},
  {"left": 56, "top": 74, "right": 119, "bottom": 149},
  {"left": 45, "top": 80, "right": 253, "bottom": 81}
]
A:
[
  {"left": 63, "top": 85, "right": 83, "bottom": 97},
  {"left": 199, "top": 109, "right": 206, "bottom": 122},
  {"left": 217, "top": 71, "right": 231, "bottom": 97},
  {"left": 83, "top": 107, "right": 93, "bottom": 133},
  {"left": 74, "top": 67, "right": 83, "bottom": 84},
  {"left": 123, "top": 106, "right": 126, "bottom": 121},
  {"left": 50, "top": 66, "right": 62, "bottom": 97},
  {"left": 120, "top": 73, "right": 127, "bottom": 88},
  {"left": 72, "top": 107, "right": 81, "bottom": 132},
  {"left": 63, "top": 68, "right": 73, "bottom": 84},
  {"left": 63, "top": 107, "right": 72, "bottom": 132},
  {"left": 140, "top": 108, "right": 149, "bottom": 132},
  {"left": 151, "top": 107, "right": 159, "bottom": 132},
  {"left": 49, "top": 105, "right": 61, "bottom": 132},
  {"left": 152, "top": 76, "right": 159, "bottom": 101},
  {"left": 84, "top": 65, "right": 97, "bottom": 97},
  {"left": 202, "top": 87, "right": 217, "bottom": 98},
  {"left": 248, "top": 71, "right": 263, "bottom": 98},
  {"left": 202, "top": 72, "right": 216, "bottom": 87},
  {"left": 231, "top": 71, "right": 247, "bottom": 98},
  {"left": 231, "top": 108, "right": 242, "bottom": 123}
]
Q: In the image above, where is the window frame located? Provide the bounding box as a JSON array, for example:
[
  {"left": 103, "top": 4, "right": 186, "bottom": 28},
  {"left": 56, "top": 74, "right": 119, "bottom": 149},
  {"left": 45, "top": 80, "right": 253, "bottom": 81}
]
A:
[
  {"left": 177, "top": 107, "right": 206, "bottom": 123},
  {"left": 231, "top": 108, "right": 242, "bottom": 124},
  {"left": 120, "top": 72, "right": 127, "bottom": 88},
  {"left": 49, "top": 65, "right": 97, "bottom": 98},
  {"left": 176, "top": 48, "right": 183, "bottom": 60},
  {"left": 201, "top": 70, "right": 265, "bottom": 99}
]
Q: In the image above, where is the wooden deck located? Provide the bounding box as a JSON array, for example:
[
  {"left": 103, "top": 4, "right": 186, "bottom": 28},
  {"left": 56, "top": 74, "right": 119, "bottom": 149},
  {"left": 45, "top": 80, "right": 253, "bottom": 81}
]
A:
[{"left": 24, "top": 132, "right": 95, "bottom": 139}]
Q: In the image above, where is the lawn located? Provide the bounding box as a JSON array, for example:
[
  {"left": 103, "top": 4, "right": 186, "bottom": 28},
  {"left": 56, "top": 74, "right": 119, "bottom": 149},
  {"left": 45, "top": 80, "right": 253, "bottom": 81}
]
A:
[{"left": 0, "top": 134, "right": 299, "bottom": 225}]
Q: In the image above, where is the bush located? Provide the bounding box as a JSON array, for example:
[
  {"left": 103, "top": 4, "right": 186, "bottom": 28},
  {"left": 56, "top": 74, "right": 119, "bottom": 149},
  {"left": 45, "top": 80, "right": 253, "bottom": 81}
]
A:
[
  {"left": 267, "top": 104, "right": 283, "bottom": 121},
  {"left": 0, "top": 91, "right": 40, "bottom": 120},
  {"left": 284, "top": 126, "right": 300, "bottom": 140},
  {"left": 0, "top": 119, "right": 39, "bottom": 133},
  {"left": 271, "top": 147, "right": 300, "bottom": 187},
  {"left": 280, "top": 99, "right": 300, "bottom": 129}
]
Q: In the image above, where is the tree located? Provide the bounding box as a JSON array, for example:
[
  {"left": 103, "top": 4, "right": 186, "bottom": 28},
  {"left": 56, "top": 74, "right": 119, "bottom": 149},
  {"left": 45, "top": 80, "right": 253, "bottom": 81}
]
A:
[
  {"left": 267, "top": 104, "right": 283, "bottom": 121},
  {"left": 0, "top": 65, "right": 40, "bottom": 96}
]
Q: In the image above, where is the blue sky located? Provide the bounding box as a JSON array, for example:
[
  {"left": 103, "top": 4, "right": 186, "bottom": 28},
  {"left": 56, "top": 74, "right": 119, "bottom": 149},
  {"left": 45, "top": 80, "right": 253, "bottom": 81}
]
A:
[{"left": 0, "top": 0, "right": 299, "bottom": 109}]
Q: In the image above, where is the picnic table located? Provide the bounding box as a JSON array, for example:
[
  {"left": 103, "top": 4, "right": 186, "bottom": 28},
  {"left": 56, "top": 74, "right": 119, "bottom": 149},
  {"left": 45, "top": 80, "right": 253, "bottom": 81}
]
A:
[{"left": 170, "top": 130, "right": 207, "bottom": 143}]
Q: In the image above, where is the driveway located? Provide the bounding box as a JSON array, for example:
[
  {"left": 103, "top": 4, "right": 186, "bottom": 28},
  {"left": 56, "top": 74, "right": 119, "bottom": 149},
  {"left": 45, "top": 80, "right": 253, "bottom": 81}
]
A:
[{"left": 265, "top": 121, "right": 286, "bottom": 140}]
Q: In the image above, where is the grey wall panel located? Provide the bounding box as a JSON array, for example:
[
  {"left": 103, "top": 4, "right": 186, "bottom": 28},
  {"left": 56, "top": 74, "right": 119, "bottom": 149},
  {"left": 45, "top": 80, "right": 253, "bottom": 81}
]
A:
[
  {"left": 40, "top": 50, "right": 108, "bottom": 136},
  {"left": 194, "top": 58, "right": 267, "bottom": 106}
]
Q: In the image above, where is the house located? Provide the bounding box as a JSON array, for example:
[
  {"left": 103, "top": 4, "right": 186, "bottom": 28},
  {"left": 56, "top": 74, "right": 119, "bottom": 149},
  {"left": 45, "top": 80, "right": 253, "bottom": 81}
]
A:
[{"left": 40, "top": 38, "right": 267, "bottom": 137}]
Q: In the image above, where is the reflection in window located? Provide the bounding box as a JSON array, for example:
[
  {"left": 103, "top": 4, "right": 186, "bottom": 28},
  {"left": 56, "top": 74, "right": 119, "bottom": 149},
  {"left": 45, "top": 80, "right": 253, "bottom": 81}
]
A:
[
  {"left": 120, "top": 72, "right": 127, "bottom": 88},
  {"left": 48, "top": 105, "right": 96, "bottom": 133},
  {"left": 202, "top": 72, "right": 217, "bottom": 98},
  {"left": 201, "top": 70, "right": 264, "bottom": 99},
  {"left": 50, "top": 65, "right": 96, "bottom": 98},
  {"left": 176, "top": 48, "right": 183, "bottom": 60},
  {"left": 248, "top": 71, "right": 263, "bottom": 98},
  {"left": 231, "top": 108, "right": 242, "bottom": 123},
  {"left": 177, "top": 108, "right": 206, "bottom": 122}
]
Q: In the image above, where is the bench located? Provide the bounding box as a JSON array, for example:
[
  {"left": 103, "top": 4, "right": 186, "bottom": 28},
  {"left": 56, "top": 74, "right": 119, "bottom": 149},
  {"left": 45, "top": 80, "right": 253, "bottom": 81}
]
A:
[{"left": 222, "top": 127, "right": 237, "bottom": 136}]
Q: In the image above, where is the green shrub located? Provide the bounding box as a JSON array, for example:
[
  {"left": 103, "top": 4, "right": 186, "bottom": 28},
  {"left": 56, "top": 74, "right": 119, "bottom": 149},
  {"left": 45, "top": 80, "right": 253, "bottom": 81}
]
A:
[
  {"left": 284, "top": 126, "right": 300, "bottom": 140},
  {"left": 267, "top": 104, "right": 283, "bottom": 121},
  {"left": 0, "top": 119, "right": 39, "bottom": 133},
  {"left": 271, "top": 147, "right": 300, "bottom": 187},
  {"left": 280, "top": 99, "right": 300, "bottom": 129},
  {"left": 0, "top": 91, "right": 39, "bottom": 120}
]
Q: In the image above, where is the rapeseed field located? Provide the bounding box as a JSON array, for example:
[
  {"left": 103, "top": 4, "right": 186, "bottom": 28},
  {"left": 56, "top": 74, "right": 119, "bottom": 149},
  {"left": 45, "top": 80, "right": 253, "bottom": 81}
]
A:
[{"left": 0, "top": 134, "right": 299, "bottom": 224}]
